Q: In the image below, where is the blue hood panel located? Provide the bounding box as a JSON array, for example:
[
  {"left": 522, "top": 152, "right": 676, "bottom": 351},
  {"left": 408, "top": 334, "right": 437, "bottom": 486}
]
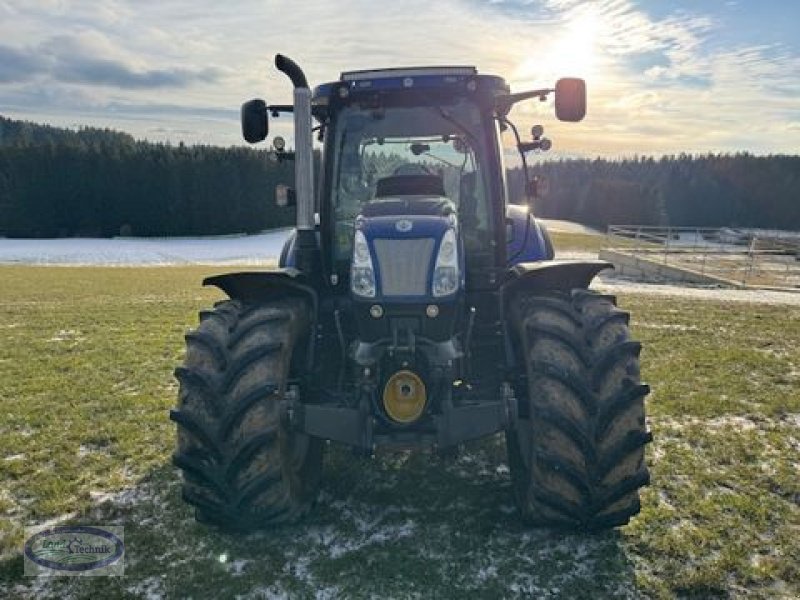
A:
[
  {"left": 356, "top": 213, "right": 462, "bottom": 302},
  {"left": 357, "top": 214, "right": 453, "bottom": 240}
]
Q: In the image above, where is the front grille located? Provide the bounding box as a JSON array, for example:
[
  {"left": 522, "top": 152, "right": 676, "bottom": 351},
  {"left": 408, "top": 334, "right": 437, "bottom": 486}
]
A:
[{"left": 373, "top": 238, "right": 435, "bottom": 296}]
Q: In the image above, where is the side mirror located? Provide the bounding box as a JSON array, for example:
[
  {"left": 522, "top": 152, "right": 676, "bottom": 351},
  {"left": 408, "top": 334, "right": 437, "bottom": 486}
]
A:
[
  {"left": 241, "top": 99, "right": 268, "bottom": 143},
  {"left": 554, "top": 78, "right": 586, "bottom": 122},
  {"left": 276, "top": 184, "right": 296, "bottom": 207}
]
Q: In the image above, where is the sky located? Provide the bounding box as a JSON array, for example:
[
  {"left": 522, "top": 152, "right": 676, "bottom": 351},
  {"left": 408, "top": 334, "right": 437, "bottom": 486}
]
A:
[{"left": 0, "top": 0, "right": 798, "bottom": 158}]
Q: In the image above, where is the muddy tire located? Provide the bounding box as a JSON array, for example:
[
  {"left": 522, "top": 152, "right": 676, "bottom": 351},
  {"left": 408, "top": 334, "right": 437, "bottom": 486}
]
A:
[
  {"left": 506, "top": 289, "right": 651, "bottom": 529},
  {"left": 171, "top": 298, "right": 322, "bottom": 530}
]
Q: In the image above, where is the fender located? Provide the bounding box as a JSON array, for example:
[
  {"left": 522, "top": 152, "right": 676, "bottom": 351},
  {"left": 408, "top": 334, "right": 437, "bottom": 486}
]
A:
[
  {"left": 501, "top": 260, "right": 613, "bottom": 370},
  {"left": 279, "top": 228, "right": 321, "bottom": 269},
  {"left": 279, "top": 230, "right": 297, "bottom": 268},
  {"left": 203, "top": 269, "right": 319, "bottom": 368},
  {"left": 504, "top": 259, "right": 613, "bottom": 296},
  {"left": 506, "top": 205, "right": 553, "bottom": 264},
  {"left": 203, "top": 268, "right": 317, "bottom": 305}
]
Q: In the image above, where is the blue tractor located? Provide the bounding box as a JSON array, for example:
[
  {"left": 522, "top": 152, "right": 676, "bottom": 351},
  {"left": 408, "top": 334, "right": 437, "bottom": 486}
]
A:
[{"left": 172, "top": 55, "right": 651, "bottom": 530}]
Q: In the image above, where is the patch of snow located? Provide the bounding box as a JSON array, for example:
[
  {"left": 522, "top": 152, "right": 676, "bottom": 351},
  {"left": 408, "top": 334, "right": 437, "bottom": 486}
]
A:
[
  {"left": 655, "top": 415, "right": 768, "bottom": 432},
  {"left": 89, "top": 490, "right": 116, "bottom": 504},
  {"left": 127, "top": 575, "right": 165, "bottom": 600},
  {"left": 3, "top": 453, "right": 25, "bottom": 462},
  {"left": 636, "top": 322, "right": 700, "bottom": 332},
  {"left": 227, "top": 559, "right": 250, "bottom": 576},
  {"left": 782, "top": 413, "right": 800, "bottom": 428},
  {"left": 555, "top": 250, "right": 598, "bottom": 260},
  {"left": 475, "top": 564, "right": 498, "bottom": 582},
  {"left": 0, "top": 229, "right": 291, "bottom": 266},
  {"left": 48, "top": 329, "right": 85, "bottom": 343},
  {"left": 595, "top": 280, "right": 800, "bottom": 306},
  {"left": 238, "top": 586, "right": 289, "bottom": 600},
  {"left": 78, "top": 443, "right": 109, "bottom": 457},
  {"left": 103, "top": 482, "right": 164, "bottom": 508}
]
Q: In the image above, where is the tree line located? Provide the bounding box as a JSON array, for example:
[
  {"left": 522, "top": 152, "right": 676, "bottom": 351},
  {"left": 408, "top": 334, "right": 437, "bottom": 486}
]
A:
[
  {"left": 512, "top": 153, "right": 800, "bottom": 231},
  {"left": 1, "top": 115, "right": 798, "bottom": 237},
  {"left": 0, "top": 116, "right": 296, "bottom": 237}
]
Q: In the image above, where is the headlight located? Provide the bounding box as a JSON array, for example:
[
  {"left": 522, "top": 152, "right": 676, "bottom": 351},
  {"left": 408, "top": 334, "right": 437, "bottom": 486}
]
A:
[
  {"left": 351, "top": 230, "right": 376, "bottom": 298},
  {"left": 432, "top": 228, "right": 459, "bottom": 297}
]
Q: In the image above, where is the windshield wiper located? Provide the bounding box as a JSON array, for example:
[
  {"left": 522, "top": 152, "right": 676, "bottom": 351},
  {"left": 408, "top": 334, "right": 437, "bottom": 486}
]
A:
[{"left": 429, "top": 106, "right": 479, "bottom": 147}]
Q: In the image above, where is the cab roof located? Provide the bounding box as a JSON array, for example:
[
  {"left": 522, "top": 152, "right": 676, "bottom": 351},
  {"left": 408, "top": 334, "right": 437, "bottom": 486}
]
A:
[{"left": 312, "top": 67, "right": 509, "bottom": 110}]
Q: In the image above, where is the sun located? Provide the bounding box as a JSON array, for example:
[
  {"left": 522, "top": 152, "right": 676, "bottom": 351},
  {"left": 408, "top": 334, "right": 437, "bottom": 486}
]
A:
[{"left": 513, "top": 7, "right": 602, "bottom": 84}]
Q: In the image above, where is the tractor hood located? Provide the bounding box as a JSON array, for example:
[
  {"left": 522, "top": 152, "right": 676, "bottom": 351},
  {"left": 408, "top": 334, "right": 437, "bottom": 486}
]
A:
[
  {"left": 357, "top": 210, "right": 455, "bottom": 240},
  {"left": 352, "top": 197, "right": 463, "bottom": 301}
]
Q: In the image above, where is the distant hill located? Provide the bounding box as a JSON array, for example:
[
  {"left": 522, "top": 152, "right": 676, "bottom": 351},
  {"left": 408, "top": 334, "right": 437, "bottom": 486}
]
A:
[
  {"left": 0, "top": 115, "right": 798, "bottom": 237},
  {"left": 0, "top": 115, "right": 136, "bottom": 149}
]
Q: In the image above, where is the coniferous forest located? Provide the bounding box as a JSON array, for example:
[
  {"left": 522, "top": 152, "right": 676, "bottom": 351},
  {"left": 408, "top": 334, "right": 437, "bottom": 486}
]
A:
[{"left": 1, "top": 115, "right": 798, "bottom": 237}]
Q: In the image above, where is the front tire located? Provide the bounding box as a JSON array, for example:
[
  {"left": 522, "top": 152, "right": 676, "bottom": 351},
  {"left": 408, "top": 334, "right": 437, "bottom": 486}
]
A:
[
  {"left": 507, "top": 289, "right": 651, "bottom": 529},
  {"left": 171, "top": 298, "right": 322, "bottom": 530}
]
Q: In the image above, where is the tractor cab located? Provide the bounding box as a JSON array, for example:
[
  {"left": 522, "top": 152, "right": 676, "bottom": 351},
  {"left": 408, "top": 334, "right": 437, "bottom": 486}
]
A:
[{"left": 313, "top": 68, "right": 504, "bottom": 294}]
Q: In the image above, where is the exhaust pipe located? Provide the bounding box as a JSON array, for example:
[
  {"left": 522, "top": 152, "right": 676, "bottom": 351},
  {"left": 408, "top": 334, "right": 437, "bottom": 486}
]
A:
[{"left": 275, "top": 54, "right": 316, "bottom": 274}]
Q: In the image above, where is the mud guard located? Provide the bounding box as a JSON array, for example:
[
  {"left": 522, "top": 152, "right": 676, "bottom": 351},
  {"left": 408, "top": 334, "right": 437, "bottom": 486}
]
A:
[
  {"left": 203, "top": 269, "right": 318, "bottom": 368},
  {"left": 203, "top": 268, "right": 316, "bottom": 304},
  {"left": 501, "top": 260, "right": 613, "bottom": 370},
  {"left": 504, "top": 259, "right": 613, "bottom": 295}
]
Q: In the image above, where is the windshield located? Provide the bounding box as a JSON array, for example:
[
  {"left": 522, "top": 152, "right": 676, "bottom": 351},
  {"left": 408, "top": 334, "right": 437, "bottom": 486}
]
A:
[{"left": 331, "top": 99, "right": 492, "bottom": 261}]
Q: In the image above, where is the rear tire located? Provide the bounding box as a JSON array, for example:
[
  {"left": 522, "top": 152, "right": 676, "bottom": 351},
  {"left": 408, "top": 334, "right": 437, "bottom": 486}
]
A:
[
  {"left": 507, "top": 289, "right": 651, "bottom": 529},
  {"left": 171, "top": 298, "right": 322, "bottom": 530}
]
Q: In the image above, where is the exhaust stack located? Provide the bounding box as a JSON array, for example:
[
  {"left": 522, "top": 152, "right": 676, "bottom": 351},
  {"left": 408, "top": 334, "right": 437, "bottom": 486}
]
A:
[{"left": 275, "top": 54, "right": 316, "bottom": 274}]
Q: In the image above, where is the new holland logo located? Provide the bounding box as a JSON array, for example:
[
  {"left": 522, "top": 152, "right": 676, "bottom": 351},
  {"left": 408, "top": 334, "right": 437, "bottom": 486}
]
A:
[{"left": 395, "top": 219, "right": 413, "bottom": 233}]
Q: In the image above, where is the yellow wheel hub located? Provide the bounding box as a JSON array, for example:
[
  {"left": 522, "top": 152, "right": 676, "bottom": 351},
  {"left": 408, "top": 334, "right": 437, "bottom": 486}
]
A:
[{"left": 383, "top": 370, "right": 427, "bottom": 424}]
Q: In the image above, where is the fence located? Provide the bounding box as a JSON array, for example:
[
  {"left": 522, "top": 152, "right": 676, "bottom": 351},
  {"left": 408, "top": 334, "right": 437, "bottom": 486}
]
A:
[{"left": 605, "top": 225, "right": 800, "bottom": 289}]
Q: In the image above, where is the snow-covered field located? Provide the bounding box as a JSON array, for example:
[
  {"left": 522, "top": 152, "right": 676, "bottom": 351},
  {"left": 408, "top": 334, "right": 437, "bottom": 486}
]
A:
[
  {"left": 0, "top": 219, "right": 593, "bottom": 266},
  {"left": 0, "top": 230, "right": 290, "bottom": 266}
]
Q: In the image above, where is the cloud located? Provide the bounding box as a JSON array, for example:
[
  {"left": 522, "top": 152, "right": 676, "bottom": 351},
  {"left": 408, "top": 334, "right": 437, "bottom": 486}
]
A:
[
  {"left": 0, "top": 44, "right": 46, "bottom": 83},
  {"left": 0, "top": 32, "right": 224, "bottom": 89},
  {"left": 54, "top": 57, "right": 221, "bottom": 89}
]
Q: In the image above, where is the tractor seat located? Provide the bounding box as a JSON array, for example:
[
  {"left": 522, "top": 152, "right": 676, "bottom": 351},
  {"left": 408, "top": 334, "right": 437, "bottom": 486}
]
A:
[{"left": 376, "top": 174, "right": 446, "bottom": 198}]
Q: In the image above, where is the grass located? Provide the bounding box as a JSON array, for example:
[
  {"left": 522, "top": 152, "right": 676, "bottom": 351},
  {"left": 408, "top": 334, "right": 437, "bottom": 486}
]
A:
[
  {"left": 550, "top": 230, "right": 609, "bottom": 253},
  {"left": 550, "top": 230, "right": 647, "bottom": 254},
  {"left": 1, "top": 265, "right": 798, "bottom": 598}
]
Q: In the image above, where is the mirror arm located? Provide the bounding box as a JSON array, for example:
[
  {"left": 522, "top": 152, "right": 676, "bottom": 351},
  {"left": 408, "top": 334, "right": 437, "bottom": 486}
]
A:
[
  {"left": 267, "top": 104, "right": 293, "bottom": 117},
  {"left": 269, "top": 104, "right": 329, "bottom": 123},
  {"left": 495, "top": 88, "right": 554, "bottom": 115}
]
